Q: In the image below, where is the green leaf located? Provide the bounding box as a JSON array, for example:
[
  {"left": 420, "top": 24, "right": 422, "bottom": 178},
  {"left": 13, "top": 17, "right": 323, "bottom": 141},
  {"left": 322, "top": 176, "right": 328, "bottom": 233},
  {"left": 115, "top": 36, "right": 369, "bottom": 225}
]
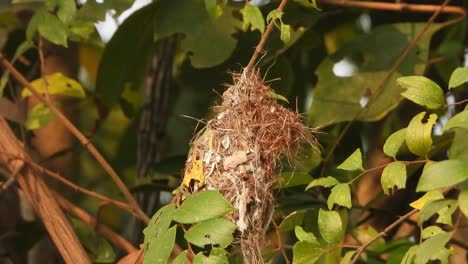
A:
[
  {"left": 421, "top": 226, "right": 444, "bottom": 239},
  {"left": 25, "top": 103, "right": 55, "bottom": 130},
  {"left": 383, "top": 128, "right": 407, "bottom": 158},
  {"left": 353, "top": 226, "right": 386, "bottom": 253},
  {"left": 449, "top": 128, "right": 468, "bottom": 162},
  {"left": 154, "top": 0, "right": 240, "bottom": 68},
  {"left": 293, "top": 0, "right": 319, "bottom": 9},
  {"left": 340, "top": 250, "right": 356, "bottom": 264},
  {"left": 204, "top": 0, "right": 227, "bottom": 20},
  {"left": 173, "top": 190, "right": 234, "bottom": 224},
  {"left": 275, "top": 172, "right": 312, "bottom": 189},
  {"left": 337, "top": 149, "right": 363, "bottom": 171},
  {"left": 37, "top": 12, "right": 68, "bottom": 47},
  {"left": 240, "top": 3, "right": 265, "bottom": 34},
  {"left": 397, "top": 76, "right": 445, "bottom": 110},
  {"left": 143, "top": 204, "right": 176, "bottom": 251},
  {"left": 309, "top": 23, "right": 441, "bottom": 127},
  {"left": 318, "top": 209, "right": 343, "bottom": 244},
  {"left": 294, "top": 226, "right": 319, "bottom": 244},
  {"left": 327, "top": 183, "right": 351, "bottom": 209},
  {"left": 95, "top": 3, "right": 155, "bottom": 107},
  {"left": 443, "top": 110, "right": 468, "bottom": 131},
  {"left": 144, "top": 226, "right": 177, "bottom": 264},
  {"left": 418, "top": 199, "right": 457, "bottom": 225},
  {"left": 280, "top": 22, "right": 291, "bottom": 44},
  {"left": 448, "top": 66, "right": 468, "bottom": 89},
  {"left": 184, "top": 218, "right": 236, "bottom": 248},
  {"left": 417, "top": 160, "right": 468, "bottom": 191},
  {"left": 306, "top": 176, "right": 339, "bottom": 190},
  {"left": 415, "top": 232, "right": 453, "bottom": 264},
  {"left": 193, "top": 253, "right": 229, "bottom": 264},
  {"left": 410, "top": 189, "right": 443, "bottom": 209},
  {"left": 401, "top": 245, "right": 418, "bottom": 264},
  {"left": 267, "top": 90, "right": 289, "bottom": 103},
  {"left": 279, "top": 210, "right": 306, "bottom": 232},
  {"left": 459, "top": 188, "right": 468, "bottom": 217},
  {"left": 46, "top": 0, "right": 76, "bottom": 24},
  {"left": 266, "top": 10, "right": 283, "bottom": 23},
  {"left": 406, "top": 112, "right": 437, "bottom": 156},
  {"left": 173, "top": 251, "right": 187, "bottom": 264},
  {"left": 22, "top": 73, "right": 85, "bottom": 98},
  {"left": 381, "top": 161, "right": 407, "bottom": 195},
  {"left": 292, "top": 241, "right": 323, "bottom": 264}
]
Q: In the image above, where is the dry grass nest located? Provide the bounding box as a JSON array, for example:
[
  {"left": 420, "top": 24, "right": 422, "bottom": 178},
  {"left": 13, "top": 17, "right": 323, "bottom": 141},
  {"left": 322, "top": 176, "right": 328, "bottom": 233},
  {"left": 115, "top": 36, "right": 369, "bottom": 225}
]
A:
[{"left": 181, "top": 70, "right": 316, "bottom": 263}]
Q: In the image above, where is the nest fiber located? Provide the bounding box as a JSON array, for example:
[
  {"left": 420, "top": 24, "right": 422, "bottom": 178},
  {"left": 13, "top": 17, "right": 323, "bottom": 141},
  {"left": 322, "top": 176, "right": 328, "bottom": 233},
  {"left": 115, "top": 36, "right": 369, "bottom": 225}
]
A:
[{"left": 181, "top": 71, "right": 314, "bottom": 263}]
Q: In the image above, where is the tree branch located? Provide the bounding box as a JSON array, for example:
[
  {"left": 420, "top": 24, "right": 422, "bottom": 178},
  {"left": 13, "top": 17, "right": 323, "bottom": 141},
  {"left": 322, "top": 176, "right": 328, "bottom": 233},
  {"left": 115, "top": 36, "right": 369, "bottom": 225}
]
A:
[{"left": 0, "top": 53, "right": 149, "bottom": 224}]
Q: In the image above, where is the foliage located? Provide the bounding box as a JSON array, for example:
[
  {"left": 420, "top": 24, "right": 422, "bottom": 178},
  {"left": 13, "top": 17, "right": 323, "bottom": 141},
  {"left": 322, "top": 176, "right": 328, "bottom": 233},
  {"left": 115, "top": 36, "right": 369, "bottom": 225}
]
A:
[{"left": 0, "top": 0, "right": 467, "bottom": 263}]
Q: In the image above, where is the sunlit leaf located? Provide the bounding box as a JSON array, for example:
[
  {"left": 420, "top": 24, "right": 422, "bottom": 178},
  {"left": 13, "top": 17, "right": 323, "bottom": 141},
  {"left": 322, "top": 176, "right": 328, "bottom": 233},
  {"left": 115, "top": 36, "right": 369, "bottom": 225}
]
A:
[
  {"left": 459, "top": 188, "right": 468, "bottom": 217},
  {"left": 306, "top": 176, "right": 339, "bottom": 190},
  {"left": 46, "top": 0, "right": 76, "bottom": 24},
  {"left": 421, "top": 226, "right": 444, "bottom": 239},
  {"left": 266, "top": 9, "right": 283, "bottom": 23},
  {"left": 240, "top": 3, "right": 265, "bottom": 34},
  {"left": 327, "top": 183, "right": 351, "bottom": 209},
  {"left": 204, "top": 0, "right": 227, "bottom": 20},
  {"left": 406, "top": 112, "right": 437, "bottom": 156},
  {"left": 415, "top": 232, "right": 453, "bottom": 264},
  {"left": 31, "top": 11, "right": 68, "bottom": 47},
  {"left": 381, "top": 161, "right": 407, "bottom": 195},
  {"left": 418, "top": 199, "right": 457, "bottom": 225},
  {"left": 417, "top": 160, "right": 468, "bottom": 191},
  {"left": 295, "top": 226, "right": 319, "bottom": 244},
  {"left": 173, "top": 191, "right": 234, "bottom": 224},
  {"left": 184, "top": 218, "right": 236, "bottom": 248},
  {"left": 410, "top": 189, "right": 443, "bottom": 209},
  {"left": 22, "top": 73, "right": 85, "bottom": 98},
  {"left": 383, "top": 128, "right": 407, "bottom": 158},
  {"left": 337, "top": 149, "right": 363, "bottom": 171},
  {"left": 397, "top": 76, "right": 445, "bottom": 110},
  {"left": 25, "top": 103, "right": 55, "bottom": 130},
  {"left": 340, "top": 250, "right": 356, "bottom": 264},
  {"left": 143, "top": 204, "right": 176, "bottom": 255},
  {"left": 292, "top": 241, "right": 322, "bottom": 264},
  {"left": 443, "top": 109, "right": 468, "bottom": 131},
  {"left": 267, "top": 90, "right": 289, "bottom": 103},
  {"left": 449, "top": 66, "right": 468, "bottom": 89},
  {"left": 173, "top": 251, "right": 187, "bottom": 264},
  {"left": 280, "top": 22, "right": 291, "bottom": 44},
  {"left": 318, "top": 209, "right": 343, "bottom": 244}
]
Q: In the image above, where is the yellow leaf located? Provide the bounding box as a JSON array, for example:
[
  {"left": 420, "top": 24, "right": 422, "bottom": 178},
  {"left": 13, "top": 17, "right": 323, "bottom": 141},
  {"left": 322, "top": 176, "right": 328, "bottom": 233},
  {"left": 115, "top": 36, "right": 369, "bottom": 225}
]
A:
[
  {"left": 22, "top": 72, "right": 85, "bottom": 98},
  {"left": 183, "top": 150, "right": 205, "bottom": 188},
  {"left": 410, "top": 190, "right": 443, "bottom": 209}
]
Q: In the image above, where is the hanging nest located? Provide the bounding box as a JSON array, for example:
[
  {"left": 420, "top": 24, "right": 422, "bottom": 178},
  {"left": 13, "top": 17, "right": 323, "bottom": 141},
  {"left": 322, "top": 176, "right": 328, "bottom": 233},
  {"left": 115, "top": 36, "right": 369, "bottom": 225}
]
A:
[{"left": 177, "top": 70, "right": 315, "bottom": 263}]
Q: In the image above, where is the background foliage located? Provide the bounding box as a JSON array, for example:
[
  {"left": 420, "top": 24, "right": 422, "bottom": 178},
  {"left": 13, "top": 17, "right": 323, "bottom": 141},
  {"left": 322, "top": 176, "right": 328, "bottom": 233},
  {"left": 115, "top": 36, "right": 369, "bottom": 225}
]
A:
[{"left": 0, "top": 0, "right": 467, "bottom": 263}]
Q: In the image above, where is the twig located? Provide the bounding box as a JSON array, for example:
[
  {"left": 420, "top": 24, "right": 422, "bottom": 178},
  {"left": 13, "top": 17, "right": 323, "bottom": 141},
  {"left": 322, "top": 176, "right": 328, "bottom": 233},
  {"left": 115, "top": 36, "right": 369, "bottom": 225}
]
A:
[
  {"left": 316, "top": 0, "right": 465, "bottom": 15},
  {"left": 447, "top": 98, "right": 468, "bottom": 107},
  {"left": 0, "top": 53, "right": 150, "bottom": 224},
  {"left": 350, "top": 209, "right": 418, "bottom": 264},
  {"left": 272, "top": 218, "right": 290, "bottom": 264},
  {"left": 56, "top": 192, "right": 138, "bottom": 254},
  {"left": 244, "top": 0, "right": 289, "bottom": 75},
  {"left": 320, "top": 0, "right": 457, "bottom": 177}
]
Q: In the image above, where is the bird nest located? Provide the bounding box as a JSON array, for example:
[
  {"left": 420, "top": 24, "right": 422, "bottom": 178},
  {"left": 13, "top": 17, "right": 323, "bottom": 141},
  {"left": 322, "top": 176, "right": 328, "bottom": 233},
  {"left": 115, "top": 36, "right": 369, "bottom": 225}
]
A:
[{"left": 178, "top": 70, "right": 315, "bottom": 263}]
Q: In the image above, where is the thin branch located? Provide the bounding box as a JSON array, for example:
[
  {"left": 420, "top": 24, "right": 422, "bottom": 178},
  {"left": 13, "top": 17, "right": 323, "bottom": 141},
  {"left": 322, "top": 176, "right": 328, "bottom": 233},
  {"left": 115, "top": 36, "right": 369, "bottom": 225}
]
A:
[
  {"left": 272, "top": 218, "right": 290, "bottom": 264},
  {"left": 320, "top": 0, "right": 458, "bottom": 176},
  {"left": 317, "top": 0, "right": 465, "bottom": 16},
  {"left": 55, "top": 192, "right": 138, "bottom": 254},
  {"left": 244, "top": 0, "right": 289, "bottom": 75},
  {"left": 0, "top": 53, "right": 149, "bottom": 224},
  {"left": 447, "top": 98, "right": 468, "bottom": 107},
  {"left": 350, "top": 209, "right": 418, "bottom": 264}
]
